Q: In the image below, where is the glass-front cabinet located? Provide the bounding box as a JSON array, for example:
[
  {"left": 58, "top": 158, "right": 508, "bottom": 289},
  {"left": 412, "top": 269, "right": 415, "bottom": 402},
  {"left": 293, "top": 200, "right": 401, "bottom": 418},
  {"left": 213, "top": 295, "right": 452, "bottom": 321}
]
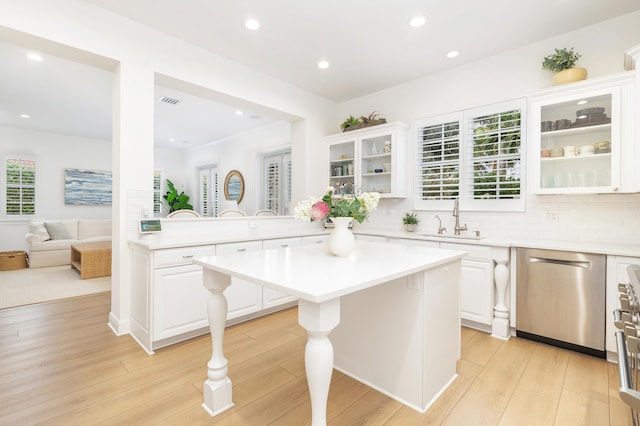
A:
[
  {"left": 529, "top": 73, "right": 635, "bottom": 194},
  {"left": 326, "top": 122, "right": 407, "bottom": 198}
]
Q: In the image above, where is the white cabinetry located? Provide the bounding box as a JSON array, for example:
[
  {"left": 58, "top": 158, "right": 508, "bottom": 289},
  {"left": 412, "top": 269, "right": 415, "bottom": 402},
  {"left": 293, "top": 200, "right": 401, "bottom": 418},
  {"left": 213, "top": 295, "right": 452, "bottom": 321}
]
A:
[
  {"left": 529, "top": 72, "right": 636, "bottom": 194},
  {"left": 216, "top": 240, "right": 264, "bottom": 320},
  {"left": 130, "top": 244, "right": 215, "bottom": 354},
  {"left": 440, "top": 243, "right": 494, "bottom": 326},
  {"left": 605, "top": 255, "right": 640, "bottom": 358},
  {"left": 326, "top": 122, "right": 408, "bottom": 198},
  {"left": 389, "top": 237, "right": 506, "bottom": 332},
  {"left": 261, "top": 237, "right": 301, "bottom": 308}
]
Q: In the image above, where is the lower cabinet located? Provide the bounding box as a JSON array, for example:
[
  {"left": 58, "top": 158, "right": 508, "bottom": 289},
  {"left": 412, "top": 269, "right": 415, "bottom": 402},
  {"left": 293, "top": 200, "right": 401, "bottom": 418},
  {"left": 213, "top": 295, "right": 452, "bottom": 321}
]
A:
[
  {"left": 217, "top": 240, "right": 264, "bottom": 320},
  {"left": 153, "top": 264, "right": 210, "bottom": 341},
  {"left": 389, "top": 237, "right": 497, "bottom": 328},
  {"left": 262, "top": 237, "right": 301, "bottom": 309}
]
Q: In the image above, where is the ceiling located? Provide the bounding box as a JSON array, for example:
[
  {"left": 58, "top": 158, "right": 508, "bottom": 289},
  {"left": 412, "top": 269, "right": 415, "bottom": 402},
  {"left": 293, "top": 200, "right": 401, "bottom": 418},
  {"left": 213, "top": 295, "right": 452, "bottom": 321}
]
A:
[{"left": 1, "top": 1, "right": 639, "bottom": 149}]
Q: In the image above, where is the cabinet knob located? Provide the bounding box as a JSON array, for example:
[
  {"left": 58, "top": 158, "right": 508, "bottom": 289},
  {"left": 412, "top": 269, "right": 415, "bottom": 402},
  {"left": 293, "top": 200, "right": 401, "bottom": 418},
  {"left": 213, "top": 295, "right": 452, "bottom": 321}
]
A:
[
  {"left": 182, "top": 254, "right": 194, "bottom": 259},
  {"left": 281, "top": 244, "right": 288, "bottom": 247},
  {"left": 614, "top": 187, "right": 619, "bottom": 192},
  {"left": 236, "top": 248, "right": 246, "bottom": 252}
]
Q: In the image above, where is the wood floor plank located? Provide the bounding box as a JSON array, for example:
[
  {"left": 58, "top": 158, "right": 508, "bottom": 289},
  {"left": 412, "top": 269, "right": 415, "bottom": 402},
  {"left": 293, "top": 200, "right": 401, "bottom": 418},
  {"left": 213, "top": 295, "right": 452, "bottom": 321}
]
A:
[
  {"left": 442, "top": 337, "right": 533, "bottom": 425},
  {"left": 498, "top": 342, "right": 569, "bottom": 425},
  {"left": 0, "top": 291, "right": 630, "bottom": 426}
]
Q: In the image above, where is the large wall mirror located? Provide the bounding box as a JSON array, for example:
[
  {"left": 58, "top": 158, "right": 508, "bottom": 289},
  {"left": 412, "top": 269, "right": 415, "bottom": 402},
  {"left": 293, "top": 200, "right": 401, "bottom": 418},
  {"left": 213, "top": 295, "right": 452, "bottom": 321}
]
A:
[{"left": 223, "top": 170, "right": 245, "bottom": 203}]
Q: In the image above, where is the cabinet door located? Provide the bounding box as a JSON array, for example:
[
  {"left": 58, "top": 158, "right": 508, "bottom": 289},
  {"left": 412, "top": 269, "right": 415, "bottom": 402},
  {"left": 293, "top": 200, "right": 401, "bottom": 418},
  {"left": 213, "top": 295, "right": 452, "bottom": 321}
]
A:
[
  {"left": 329, "top": 139, "right": 356, "bottom": 196},
  {"left": 216, "top": 241, "right": 263, "bottom": 320},
  {"left": 355, "top": 234, "right": 387, "bottom": 243},
  {"left": 261, "top": 237, "right": 301, "bottom": 308},
  {"left": 153, "top": 264, "right": 210, "bottom": 341},
  {"left": 325, "top": 122, "right": 408, "bottom": 198},
  {"left": 459, "top": 258, "right": 494, "bottom": 325},
  {"left": 301, "top": 234, "right": 329, "bottom": 246},
  {"left": 529, "top": 76, "right": 634, "bottom": 194}
]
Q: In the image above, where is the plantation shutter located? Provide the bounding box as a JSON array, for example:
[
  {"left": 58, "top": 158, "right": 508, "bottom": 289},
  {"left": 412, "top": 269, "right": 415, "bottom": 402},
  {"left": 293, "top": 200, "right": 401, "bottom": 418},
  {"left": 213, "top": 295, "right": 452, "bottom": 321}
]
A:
[
  {"left": 264, "top": 155, "right": 280, "bottom": 213},
  {"left": 283, "top": 152, "right": 292, "bottom": 215},
  {"left": 465, "top": 107, "right": 522, "bottom": 201},
  {"left": 199, "top": 165, "right": 218, "bottom": 217},
  {"left": 5, "top": 157, "right": 36, "bottom": 216},
  {"left": 153, "top": 170, "right": 162, "bottom": 214},
  {"left": 416, "top": 119, "right": 460, "bottom": 201}
]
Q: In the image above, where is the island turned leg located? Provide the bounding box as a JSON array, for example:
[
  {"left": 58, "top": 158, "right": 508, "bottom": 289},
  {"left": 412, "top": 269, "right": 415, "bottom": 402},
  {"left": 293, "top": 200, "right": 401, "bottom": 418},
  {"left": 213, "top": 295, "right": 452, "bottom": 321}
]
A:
[
  {"left": 297, "top": 298, "right": 341, "bottom": 426},
  {"left": 201, "top": 269, "right": 234, "bottom": 416}
]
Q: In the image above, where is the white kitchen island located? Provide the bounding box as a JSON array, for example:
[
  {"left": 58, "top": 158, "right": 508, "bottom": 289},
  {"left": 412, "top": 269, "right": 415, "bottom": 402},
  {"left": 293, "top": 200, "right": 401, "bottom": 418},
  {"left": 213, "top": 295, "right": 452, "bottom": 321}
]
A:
[{"left": 194, "top": 241, "right": 465, "bottom": 425}]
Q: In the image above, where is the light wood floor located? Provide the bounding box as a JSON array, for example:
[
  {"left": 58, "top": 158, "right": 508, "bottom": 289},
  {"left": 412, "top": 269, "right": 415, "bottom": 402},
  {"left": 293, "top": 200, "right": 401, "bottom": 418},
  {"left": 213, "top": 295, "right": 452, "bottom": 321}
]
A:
[{"left": 0, "top": 292, "right": 633, "bottom": 425}]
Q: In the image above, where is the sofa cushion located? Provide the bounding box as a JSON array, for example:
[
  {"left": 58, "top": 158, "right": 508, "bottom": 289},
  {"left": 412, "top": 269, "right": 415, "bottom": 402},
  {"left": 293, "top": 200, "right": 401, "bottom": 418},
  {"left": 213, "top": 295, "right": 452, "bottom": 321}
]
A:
[
  {"left": 45, "top": 222, "right": 72, "bottom": 240},
  {"left": 29, "top": 238, "right": 79, "bottom": 251},
  {"left": 78, "top": 219, "right": 111, "bottom": 241},
  {"left": 29, "top": 220, "right": 51, "bottom": 242}
]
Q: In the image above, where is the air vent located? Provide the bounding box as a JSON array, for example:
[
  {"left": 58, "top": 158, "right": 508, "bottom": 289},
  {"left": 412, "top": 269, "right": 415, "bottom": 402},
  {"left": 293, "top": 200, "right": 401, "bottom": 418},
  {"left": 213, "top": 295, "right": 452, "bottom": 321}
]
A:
[{"left": 158, "top": 96, "right": 181, "bottom": 105}]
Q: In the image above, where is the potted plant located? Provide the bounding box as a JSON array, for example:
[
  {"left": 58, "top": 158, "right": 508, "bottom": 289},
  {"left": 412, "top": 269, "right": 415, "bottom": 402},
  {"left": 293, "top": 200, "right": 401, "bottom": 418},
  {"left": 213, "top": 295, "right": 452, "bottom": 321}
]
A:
[
  {"left": 541, "top": 47, "right": 587, "bottom": 86},
  {"left": 163, "top": 179, "right": 194, "bottom": 213},
  {"left": 340, "top": 111, "right": 387, "bottom": 132},
  {"left": 402, "top": 212, "right": 419, "bottom": 232},
  {"left": 340, "top": 115, "right": 362, "bottom": 132}
]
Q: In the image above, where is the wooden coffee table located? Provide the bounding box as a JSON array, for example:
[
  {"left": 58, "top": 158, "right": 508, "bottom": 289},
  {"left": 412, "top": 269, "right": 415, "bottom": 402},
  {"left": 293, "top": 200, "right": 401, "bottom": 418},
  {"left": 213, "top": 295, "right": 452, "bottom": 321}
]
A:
[{"left": 70, "top": 241, "right": 112, "bottom": 279}]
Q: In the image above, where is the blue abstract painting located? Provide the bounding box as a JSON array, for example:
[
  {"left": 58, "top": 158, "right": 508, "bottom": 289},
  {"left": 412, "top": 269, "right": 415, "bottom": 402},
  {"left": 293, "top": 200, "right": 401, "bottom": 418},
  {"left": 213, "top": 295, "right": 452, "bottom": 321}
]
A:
[{"left": 65, "top": 168, "right": 112, "bottom": 205}]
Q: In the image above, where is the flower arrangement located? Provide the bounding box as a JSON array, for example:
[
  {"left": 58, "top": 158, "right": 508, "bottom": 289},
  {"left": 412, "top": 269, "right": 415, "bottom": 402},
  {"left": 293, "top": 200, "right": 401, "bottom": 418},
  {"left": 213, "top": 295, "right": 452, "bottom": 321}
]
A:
[{"left": 294, "top": 188, "right": 380, "bottom": 224}]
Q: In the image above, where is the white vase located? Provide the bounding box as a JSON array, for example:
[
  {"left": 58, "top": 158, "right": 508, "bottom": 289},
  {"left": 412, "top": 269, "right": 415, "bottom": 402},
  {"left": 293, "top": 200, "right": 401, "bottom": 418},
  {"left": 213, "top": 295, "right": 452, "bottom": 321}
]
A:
[{"left": 328, "top": 217, "right": 355, "bottom": 257}]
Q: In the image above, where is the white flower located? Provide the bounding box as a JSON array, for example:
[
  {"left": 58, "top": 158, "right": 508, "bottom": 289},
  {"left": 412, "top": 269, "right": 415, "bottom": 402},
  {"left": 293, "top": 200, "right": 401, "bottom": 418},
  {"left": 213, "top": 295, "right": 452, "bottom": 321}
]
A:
[
  {"left": 359, "top": 192, "right": 380, "bottom": 213},
  {"left": 293, "top": 197, "right": 318, "bottom": 222}
]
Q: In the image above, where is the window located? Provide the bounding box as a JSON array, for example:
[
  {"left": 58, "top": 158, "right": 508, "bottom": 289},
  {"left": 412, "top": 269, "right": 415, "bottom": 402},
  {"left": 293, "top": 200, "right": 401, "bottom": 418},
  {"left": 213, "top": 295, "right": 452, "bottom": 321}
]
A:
[
  {"left": 415, "top": 98, "right": 525, "bottom": 211},
  {"left": 263, "top": 151, "right": 291, "bottom": 215},
  {"left": 153, "top": 170, "right": 162, "bottom": 215},
  {"left": 199, "top": 165, "right": 218, "bottom": 217},
  {"left": 3, "top": 156, "right": 36, "bottom": 216}
]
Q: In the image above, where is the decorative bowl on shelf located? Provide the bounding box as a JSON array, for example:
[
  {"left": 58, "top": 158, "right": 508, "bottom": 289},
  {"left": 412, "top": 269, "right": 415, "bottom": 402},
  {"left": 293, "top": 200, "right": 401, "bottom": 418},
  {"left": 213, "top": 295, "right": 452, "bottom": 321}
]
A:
[{"left": 374, "top": 168, "right": 383, "bottom": 173}]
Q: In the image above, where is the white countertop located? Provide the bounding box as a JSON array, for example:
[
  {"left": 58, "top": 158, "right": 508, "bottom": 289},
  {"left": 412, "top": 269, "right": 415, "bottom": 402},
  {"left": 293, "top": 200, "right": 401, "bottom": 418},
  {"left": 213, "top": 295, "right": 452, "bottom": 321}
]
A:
[
  {"left": 357, "top": 230, "right": 640, "bottom": 257},
  {"left": 193, "top": 241, "right": 466, "bottom": 303},
  {"left": 129, "top": 228, "right": 330, "bottom": 250}
]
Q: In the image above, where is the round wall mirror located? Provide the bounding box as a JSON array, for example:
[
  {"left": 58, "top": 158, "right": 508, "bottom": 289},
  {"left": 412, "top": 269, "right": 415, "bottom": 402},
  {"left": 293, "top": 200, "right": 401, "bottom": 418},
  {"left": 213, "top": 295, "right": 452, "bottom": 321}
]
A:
[{"left": 223, "top": 170, "right": 245, "bottom": 203}]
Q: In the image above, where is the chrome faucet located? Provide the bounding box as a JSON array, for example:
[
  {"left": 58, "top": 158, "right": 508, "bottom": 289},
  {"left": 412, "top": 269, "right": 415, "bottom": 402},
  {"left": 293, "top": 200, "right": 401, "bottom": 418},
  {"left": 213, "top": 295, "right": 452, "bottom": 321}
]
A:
[
  {"left": 435, "top": 215, "right": 446, "bottom": 234},
  {"left": 453, "top": 199, "right": 467, "bottom": 235}
]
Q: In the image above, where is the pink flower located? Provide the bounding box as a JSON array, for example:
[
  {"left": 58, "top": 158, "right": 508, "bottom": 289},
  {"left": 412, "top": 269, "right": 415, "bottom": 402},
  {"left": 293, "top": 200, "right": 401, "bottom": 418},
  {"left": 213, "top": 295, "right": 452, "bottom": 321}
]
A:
[{"left": 310, "top": 201, "right": 330, "bottom": 221}]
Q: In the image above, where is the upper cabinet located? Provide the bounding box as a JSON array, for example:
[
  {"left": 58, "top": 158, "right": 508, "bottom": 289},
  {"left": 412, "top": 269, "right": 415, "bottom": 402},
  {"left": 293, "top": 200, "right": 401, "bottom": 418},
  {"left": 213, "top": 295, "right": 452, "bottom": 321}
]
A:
[
  {"left": 326, "top": 122, "right": 408, "bottom": 198},
  {"left": 529, "top": 72, "right": 636, "bottom": 194}
]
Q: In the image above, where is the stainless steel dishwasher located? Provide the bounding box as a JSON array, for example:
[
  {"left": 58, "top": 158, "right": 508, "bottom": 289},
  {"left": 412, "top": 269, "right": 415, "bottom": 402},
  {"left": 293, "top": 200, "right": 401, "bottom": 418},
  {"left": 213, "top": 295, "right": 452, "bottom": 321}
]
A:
[{"left": 516, "top": 248, "right": 606, "bottom": 358}]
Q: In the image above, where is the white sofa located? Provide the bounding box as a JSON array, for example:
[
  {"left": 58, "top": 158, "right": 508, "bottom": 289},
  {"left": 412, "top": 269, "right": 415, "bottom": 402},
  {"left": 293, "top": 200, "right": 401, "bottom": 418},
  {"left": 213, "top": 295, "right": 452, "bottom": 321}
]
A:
[{"left": 25, "top": 219, "right": 112, "bottom": 268}]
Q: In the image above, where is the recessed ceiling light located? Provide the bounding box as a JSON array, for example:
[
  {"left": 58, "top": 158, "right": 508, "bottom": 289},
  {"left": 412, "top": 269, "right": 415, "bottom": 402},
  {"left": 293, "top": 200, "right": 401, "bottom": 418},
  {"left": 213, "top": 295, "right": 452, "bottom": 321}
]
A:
[
  {"left": 409, "top": 15, "right": 426, "bottom": 28},
  {"left": 445, "top": 50, "right": 460, "bottom": 59},
  {"left": 244, "top": 19, "right": 260, "bottom": 30},
  {"left": 577, "top": 100, "right": 588, "bottom": 105},
  {"left": 169, "top": 138, "right": 175, "bottom": 142},
  {"left": 317, "top": 60, "right": 330, "bottom": 69},
  {"left": 19, "top": 114, "right": 31, "bottom": 119},
  {"left": 26, "top": 53, "right": 43, "bottom": 61},
  {"left": 235, "top": 110, "right": 244, "bottom": 116}
]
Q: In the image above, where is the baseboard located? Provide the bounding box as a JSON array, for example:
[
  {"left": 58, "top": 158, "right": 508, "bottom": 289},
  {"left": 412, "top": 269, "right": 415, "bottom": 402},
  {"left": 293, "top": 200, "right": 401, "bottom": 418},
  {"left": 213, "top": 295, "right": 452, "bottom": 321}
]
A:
[{"left": 108, "top": 311, "right": 130, "bottom": 336}]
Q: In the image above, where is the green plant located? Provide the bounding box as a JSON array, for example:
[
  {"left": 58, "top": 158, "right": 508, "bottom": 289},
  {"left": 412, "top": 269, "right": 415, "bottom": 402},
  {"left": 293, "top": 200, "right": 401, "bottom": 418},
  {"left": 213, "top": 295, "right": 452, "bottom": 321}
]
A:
[
  {"left": 163, "top": 179, "right": 193, "bottom": 212},
  {"left": 340, "top": 115, "right": 362, "bottom": 131},
  {"left": 359, "top": 111, "right": 385, "bottom": 124},
  {"left": 402, "top": 212, "right": 419, "bottom": 225},
  {"left": 541, "top": 47, "right": 582, "bottom": 73}
]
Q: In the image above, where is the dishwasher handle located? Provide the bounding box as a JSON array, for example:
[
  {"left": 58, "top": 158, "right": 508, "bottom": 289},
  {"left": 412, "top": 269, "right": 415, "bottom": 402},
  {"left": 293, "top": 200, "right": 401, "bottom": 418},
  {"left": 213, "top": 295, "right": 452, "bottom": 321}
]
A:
[{"left": 528, "top": 256, "right": 591, "bottom": 269}]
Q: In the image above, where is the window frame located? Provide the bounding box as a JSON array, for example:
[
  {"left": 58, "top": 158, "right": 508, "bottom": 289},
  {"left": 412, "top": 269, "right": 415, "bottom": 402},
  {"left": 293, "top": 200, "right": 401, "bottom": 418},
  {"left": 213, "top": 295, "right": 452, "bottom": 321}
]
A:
[
  {"left": 414, "top": 98, "right": 526, "bottom": 212},
  {"left": 2, "top": 154, "right": 37, "bottom": 218},
  {"left": 262, "top": 150, "right": 291, "bottom": 215}
]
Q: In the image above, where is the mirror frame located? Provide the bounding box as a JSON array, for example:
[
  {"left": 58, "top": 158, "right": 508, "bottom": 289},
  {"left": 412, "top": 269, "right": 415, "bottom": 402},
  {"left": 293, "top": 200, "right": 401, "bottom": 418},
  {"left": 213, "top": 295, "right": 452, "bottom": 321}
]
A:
[{"left": 223, "top": 170, "right": 245, "bottom": 203}]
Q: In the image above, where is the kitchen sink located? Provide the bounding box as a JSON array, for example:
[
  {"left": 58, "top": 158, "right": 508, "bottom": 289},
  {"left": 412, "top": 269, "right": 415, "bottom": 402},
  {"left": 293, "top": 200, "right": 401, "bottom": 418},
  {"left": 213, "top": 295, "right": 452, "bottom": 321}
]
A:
[{"left": 419, "top": 233, "right": 485, "bottom": 240}]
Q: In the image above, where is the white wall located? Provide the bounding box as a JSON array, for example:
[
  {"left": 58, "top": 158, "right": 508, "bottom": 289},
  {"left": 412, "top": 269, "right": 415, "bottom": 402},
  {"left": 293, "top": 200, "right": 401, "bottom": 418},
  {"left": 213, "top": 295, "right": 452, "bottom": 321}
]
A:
[
  {"left": 0, "top": 125, "right": 111, "bottom": 251},
  {"left": 339, "top": 11, "right": 640, "bottom": 246},
  {"left": 182, "top": 121, "right": 292, "bottom": 216}
]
